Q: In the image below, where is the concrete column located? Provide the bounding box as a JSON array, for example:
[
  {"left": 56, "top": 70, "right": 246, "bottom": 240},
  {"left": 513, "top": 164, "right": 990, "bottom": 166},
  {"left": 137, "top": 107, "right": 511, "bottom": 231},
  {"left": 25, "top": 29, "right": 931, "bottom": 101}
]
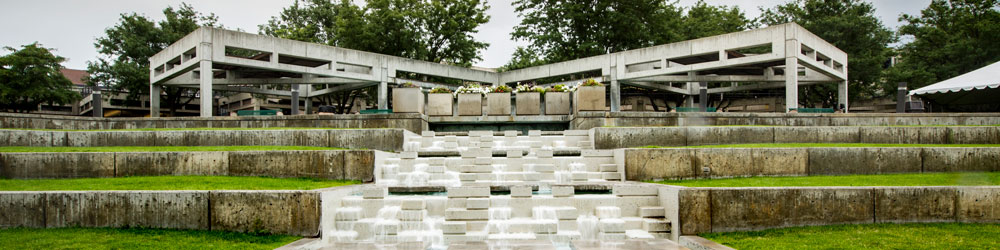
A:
[
  {"left": 199, "top": 60, "right": 213, "bottom": 117},
  {"left": 784, "top": 57, "right": 799, "bottom": 112},
  {"left": 378, "top": 81, "right": 388, "bottom": 110},
  {"left": 150, "top": 84, "right": 161, "bottom": 117},
  {"left": 684, "top": 72, "right": 697, "bottom": 107},
  {"left": 91, "top": 86, "right": 103, "bottom": 118},
  {"left": 699, "top": 82, "right": 708, "bottom": 112},
  {"left": 896, "top": 82, "right": 907, "bottom": 113},
  {"left": 304, "top": 85, "right": 313, "bottom": 115},
  {"left": 610, "top": 80, "right": 621, "bottom": 112},
  {"left": 290, "top": 84, "right": 300, "bottom": 115},
  {"left": 839, "top": 80, "right": 849, "bottom": 113}
]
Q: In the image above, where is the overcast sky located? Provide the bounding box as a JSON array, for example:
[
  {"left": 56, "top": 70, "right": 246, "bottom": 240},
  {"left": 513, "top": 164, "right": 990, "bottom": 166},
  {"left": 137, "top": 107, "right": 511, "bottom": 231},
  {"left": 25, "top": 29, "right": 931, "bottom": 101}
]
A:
[{"left": 0, "top": 0, "right": 929, "bottom": 70}]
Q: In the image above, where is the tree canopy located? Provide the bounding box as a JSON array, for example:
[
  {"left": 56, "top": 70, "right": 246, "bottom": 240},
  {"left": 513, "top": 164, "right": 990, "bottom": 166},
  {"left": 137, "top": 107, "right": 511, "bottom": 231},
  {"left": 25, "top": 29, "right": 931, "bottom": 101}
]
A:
[
  {"left": 0, "top": 43, "right": 80, "bottom": 113},
  {"left": 87, "top": 3, "right": 220, "bottom": 116},
  {"left": 886, "top": 0, "right": 1000, "bottom": 90},
  {"left": 760, "top": 0, "right": 896, "bottom": 108}
]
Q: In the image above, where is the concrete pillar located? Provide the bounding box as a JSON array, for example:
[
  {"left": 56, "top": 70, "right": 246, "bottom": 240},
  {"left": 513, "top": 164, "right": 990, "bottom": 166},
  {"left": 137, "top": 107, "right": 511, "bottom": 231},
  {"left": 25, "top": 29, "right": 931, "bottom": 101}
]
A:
[
  {"left": 896, "top": 82, "right": 907, "bottom": 113},
  {"left": 91, "top": 86, "right": 103, "bottom": 118},
  {"left": 684, "top": 72, "right": 697, "bottom": 107},
  {"left": 150, "top": 84, "right": 161, "bottom": 117},
  {"left": 291, "top": 84, "right": 300, "bottom": 115},
  {"left": 610, "top": 80, "right": 621, "bottom": 112},
  {"left": 785, "top": 40, "right": 799, "bottom": 113},
  {"left": 304, "top": 85, "right": 313, "bottom": 115},
  {"left": 839, "top": 80, "right": 849, "bottom": 113},
  {"left": 378, "top": 81, "right": 388, "bottom": 110},
  {"left": 699, "top": 82, "right": 708, "bottom": 112},
  {"left": 199, "top": 60, "right": 213, "bottom": 117}
]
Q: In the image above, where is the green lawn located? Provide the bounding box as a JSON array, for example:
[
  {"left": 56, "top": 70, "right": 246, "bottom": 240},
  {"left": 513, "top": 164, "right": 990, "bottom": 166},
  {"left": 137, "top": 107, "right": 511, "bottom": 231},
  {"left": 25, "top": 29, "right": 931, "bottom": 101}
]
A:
[
  {"left": 640, "top": 143, "right": 1000, "bottom": 148},
  {"left": 701, "top": 223, "right": 1000, "bottom": 250},
  {"left": 0, "top": 145, "right": 345, "bottom": 152},
  {"left": 0, "top": 176, "right": 359, "bottom": 191},
  {"left": 654, "top": 172, "right": 1000, "bottom": 187},
  {"left": 0, "top": 227, "right": 299, "bottom": 250}
]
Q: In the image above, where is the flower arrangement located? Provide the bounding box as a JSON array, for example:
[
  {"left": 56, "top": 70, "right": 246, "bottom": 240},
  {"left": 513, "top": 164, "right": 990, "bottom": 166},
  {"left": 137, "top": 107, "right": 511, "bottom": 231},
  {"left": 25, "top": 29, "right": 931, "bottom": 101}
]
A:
[
  {"left": 547, "top": 84, "right": 571, "bottom": 92},
  {"left": 580, "top": 79, "right": 603, "bottom": 87},
  {"left": 514, "top": 83, "right": 545, "bottom": 93},
  {"left": 492, "top": 85, "right": 513, "bottom": 93},
  {"left": 455, "top": 83, "right": 488, "bottom": 97},
  {"left": 429, "top": 87, "right": 452, "bottom": 94},
  {"left": 398, "top": 82, "right": 419, "bottom": 88}
]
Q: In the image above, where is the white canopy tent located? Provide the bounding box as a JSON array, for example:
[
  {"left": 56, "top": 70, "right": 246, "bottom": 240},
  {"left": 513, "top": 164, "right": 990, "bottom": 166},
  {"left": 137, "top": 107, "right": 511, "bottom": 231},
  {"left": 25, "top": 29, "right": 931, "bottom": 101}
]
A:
[{"left": 910, "top": 61, "right": 1000, "bottom": 106}]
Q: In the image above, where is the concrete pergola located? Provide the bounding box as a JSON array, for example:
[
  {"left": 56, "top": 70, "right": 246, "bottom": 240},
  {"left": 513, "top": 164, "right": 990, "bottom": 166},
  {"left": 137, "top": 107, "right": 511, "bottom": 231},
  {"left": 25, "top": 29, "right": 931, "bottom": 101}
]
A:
[{"left": 149, "top": 22, "right": 848, "bottom": 117}]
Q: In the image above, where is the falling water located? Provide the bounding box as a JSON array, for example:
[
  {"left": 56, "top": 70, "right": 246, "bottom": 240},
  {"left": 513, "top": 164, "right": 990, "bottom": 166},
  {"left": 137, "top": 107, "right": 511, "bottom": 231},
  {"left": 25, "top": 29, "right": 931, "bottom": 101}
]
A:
[
  {"left": 373, "top": 206, "right": 401, "bottom": 241},
  {"left": 402, "top": 163, "right": 430, "bottom": 186},
  {"left": 577, "top": 215, "right": 600, "bottom": 240}
]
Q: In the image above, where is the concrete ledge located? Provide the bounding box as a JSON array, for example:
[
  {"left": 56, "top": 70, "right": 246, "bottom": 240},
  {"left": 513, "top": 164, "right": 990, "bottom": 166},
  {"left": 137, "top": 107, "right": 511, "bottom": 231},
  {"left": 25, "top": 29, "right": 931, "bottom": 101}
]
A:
[
  {"left": 1, "top": 150, "right": 375, "bottom": 181},
  {"left": 594, "top": 126, "right": 1000, "bottom": 149},
  {"left": 0, "top": 190, "right": 324, "bottom": 236},
  {"left": 574, "top": 112, "right": 1000, "bottom": 129},
  {"left": 0, "top": 113, "right": 425, "bottom": 133},
  {"left": 679, "top": 236, "right": 736, "bottom": 250},
  {"left": 625, "top": 147, "right": 1000, "bottom": 181},
  {"left": 661, "top": 186, "right": 1000, "bottom": 236},
  {"left": 0, "top": 129, "right": 405, "bottom": 152}
]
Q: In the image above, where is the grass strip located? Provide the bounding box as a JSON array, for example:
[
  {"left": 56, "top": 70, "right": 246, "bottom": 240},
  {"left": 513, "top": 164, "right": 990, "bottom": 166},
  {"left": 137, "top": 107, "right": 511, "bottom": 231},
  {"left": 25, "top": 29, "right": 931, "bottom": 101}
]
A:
[
  {"left": 0, "top": 227, "right": 299, "bottom": 250},
  {"left": 0, "top": 176, "right": 360, "bottom": 191},
  {"left": 653, "top": 172, "right": 1000, "bottom": 187},
  {"left": 701, "top": 223, "right": 1000, "bottom": 250},
  {"left": 639, "top": 143, "right": 1000, "bottom": 148},
  {"left": 0, "top": 146, "right": 346, "bottom": 152}
]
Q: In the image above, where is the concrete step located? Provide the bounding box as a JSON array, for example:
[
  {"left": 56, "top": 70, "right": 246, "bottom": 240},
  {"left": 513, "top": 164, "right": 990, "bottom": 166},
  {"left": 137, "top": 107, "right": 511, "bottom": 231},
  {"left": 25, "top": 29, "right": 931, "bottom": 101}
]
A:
[{"left": 639, "top": 206, "right": 666, "bottom": 218}]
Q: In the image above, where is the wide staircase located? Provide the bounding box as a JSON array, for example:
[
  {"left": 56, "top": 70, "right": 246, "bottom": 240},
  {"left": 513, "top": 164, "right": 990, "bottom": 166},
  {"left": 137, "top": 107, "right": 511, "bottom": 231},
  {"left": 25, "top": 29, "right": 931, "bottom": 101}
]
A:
[{"left": 321, "top": 130, "right": 671, "bottom": 249}]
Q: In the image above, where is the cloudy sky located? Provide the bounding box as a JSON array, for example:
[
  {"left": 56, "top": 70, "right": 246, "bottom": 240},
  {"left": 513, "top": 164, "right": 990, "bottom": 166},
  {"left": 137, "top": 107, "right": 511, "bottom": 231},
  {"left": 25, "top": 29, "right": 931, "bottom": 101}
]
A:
[{"left": 0, "top": 0, "right": 929, "bottom": 70}]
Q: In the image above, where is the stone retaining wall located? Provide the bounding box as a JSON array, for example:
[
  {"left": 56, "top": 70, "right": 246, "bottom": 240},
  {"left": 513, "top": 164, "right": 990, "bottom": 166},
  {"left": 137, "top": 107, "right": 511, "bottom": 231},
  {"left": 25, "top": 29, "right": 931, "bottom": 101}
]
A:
[
  {"left": 573, "top": 112, "right": 1000, "bottom": 129},
  {"left": 660, "top": 186, "right": 1000, "bottom": 239},
  {"left": 0, "top": 150, "right": 375, "bottom": 181},
  {"left": 0, "top": 190, "right": 322, "bottom": 236},
  {"left": 596, "top": 126, "right": 1000, "bottom": 149},
  {"left": 0, "top": 129, "right": 405, "bottom": 152},
  {"left": 0, "top": 113, "right": 426, "bottom": 132},
  {"left": 625, "top": 147, "right": 1000, "bottom": 181}
]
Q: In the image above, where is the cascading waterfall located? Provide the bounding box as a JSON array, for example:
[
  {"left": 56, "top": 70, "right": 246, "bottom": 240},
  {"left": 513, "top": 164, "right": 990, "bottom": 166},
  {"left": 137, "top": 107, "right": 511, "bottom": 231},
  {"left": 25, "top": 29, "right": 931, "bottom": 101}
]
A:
[
  {"left": 402, "top": 163, "right": 430, "bottom": 186},
  {"left": 577, "top": 215, "right": 600, "bottom": 240},
  {"left": 373, "top": 206, "right": 401, "bottom": 241}
]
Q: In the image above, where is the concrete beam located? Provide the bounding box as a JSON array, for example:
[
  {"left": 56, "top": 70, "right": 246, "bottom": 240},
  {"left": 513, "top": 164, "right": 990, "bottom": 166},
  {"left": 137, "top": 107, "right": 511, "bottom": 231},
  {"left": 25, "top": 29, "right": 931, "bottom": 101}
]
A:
[{"left": 307, "top": 82, "right": 378, "bottom": 97}]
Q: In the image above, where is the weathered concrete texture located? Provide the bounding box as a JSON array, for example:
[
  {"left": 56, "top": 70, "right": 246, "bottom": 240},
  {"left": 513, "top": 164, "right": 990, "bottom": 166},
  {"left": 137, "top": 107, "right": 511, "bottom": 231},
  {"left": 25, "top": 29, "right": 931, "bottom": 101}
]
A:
[
  {"left": 0, "top": 129, "right": 405, "bottom": 152},
  {"left": 0, "top": 113, "right": 425, "bottom": 133},
  {"left": 625, "top": 148, "right": 807, "bottom": 180},
  {"left": 625, "top": 149, "right": 695, "bottom": 180},
  {"left": 774, "top": 126, "right": 860, "bottom": 143},
  {"left": 595, "top": 127, "right": 686, "bottom": 149},
  {"left": 957, "top": 187, "right": 1000, "bottom": 223},
  {"left": 0, "top": 192, "right": 46, "bottom": 228},
  {"left": 426, "top": 93, "right": 454, "bottom": 116},
  {"left": 807, "top": 147, "right": 922, "bottom": 175},
  {"left": 708, "top": 188, "right": 874, "bottom": 232},
  {"left": 922, "top": 148, "right": 1000, "bottom": 172},
  {"left": 677, "top": 189, "right": 711, "bottom": 235},
  {"left": 572, "top": 112, "right": 1000, "bottom": 129},
  {"left": 1, "top": 150, "right": 374, "bottom": 180},
  {"left": 115, "top": 152, "right": 228, "bottom": 176},
  {"left": 875, "top": 187, "right": 957, "bottom": 223},
  {"left": 948, "top": 127, "right": 1000, "bottom": 144},
  {"left": 210, "top": 191, "right": 320, "bottom": 236},
  {"left": 0, "top": 153, "right": 115, "bottom": 179},
  {"left": 686, "top": 127, "right": 774, "bottom": 146},
  {"left": 544, "top": 92, "right": 571, "bottom": 115},
  {"left": 516, "top": 92, "right": 541, "bottom": 115},
  {"left": 45, "top": 192, "right": 131, "bottom": 228}
]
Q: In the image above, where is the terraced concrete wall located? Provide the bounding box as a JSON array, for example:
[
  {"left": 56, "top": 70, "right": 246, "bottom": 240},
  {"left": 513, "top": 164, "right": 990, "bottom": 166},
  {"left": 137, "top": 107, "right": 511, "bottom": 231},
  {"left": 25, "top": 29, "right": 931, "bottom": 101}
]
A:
[
  {"left": 0, "top": 113, "right": 425, "bottom": 132},
  {"left": 0, "top": 150, "right": 376, "bottom": 182},
  {"left": 573, "top": 112, "right": 1000, "bottom": 129},
  {"left": 660, "top": 186, "right": 1000, "bottom": 238},
  {"left": 0, "top": 190, "right": 322, "bottom": 236},
  {"left": 0, "top": 129, "right": 405, "bottom": 152},
  {"left": 595, "top": 126, "right": 1000, "bottom": 149},
  {"left": 625, "top": 147, "right": 1000, "bottom": 181}
]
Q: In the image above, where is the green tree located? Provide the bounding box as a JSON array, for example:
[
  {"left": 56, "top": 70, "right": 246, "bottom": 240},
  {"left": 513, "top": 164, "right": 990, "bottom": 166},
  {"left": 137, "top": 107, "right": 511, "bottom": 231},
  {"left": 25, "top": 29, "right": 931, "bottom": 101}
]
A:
[
  {"left": 0, "top": 43, "right": 80, "bottom": 113},
  {"left": 682, "top": 0, "right": 756, "bottom": 41},
  {"left": 886, "top": 0, "right": 1000, "bottom": 89},
  {"left": 87, "top": 3, "right": 220, "bottom": 116},
  {"left": 760, "top": 0, "right": 896, "bottom": 108}
]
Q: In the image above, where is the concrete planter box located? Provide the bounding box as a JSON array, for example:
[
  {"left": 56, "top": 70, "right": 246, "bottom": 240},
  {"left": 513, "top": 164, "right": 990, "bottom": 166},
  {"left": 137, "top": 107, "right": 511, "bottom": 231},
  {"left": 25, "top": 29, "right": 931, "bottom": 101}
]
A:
[
  {"left": 575, "top": 86, "right": 606, "bottom": 112},
  {"left": 426, "top": 93, "right": 453, "bottom": 116},
  {"left": 516, "top": 92, "right": 541, "bottom": 115},
  {"left": 391, "top": 87, "right": 424, "bottom": 114},
  {"left": 545, "top": 92, "right": 570, "bottom": 115},
  {"left": 457, "top": 93, "right": 483, "bottom": 116},
  {"left": 487, "top": 92, "right": 512, "bottom": 116}
]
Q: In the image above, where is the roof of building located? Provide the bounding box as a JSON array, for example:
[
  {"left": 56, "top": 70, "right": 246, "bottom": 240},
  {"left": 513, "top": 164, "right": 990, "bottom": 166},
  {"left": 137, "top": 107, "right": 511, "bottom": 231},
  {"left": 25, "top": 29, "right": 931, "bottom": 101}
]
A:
[{"left": 60, "top": 68, "right": 88, "bottom": 86}]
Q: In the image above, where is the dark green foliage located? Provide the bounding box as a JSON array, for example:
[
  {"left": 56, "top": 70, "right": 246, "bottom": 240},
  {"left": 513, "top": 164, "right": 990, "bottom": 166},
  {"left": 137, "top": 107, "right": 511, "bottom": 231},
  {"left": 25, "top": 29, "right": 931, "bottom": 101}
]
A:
[
  {"left": 886, "top": 0, "right": 1000, "bottom": 90},
  {"left": 0, "top": 43, "right": 80, "bottom": 113},
  {"left": 761, "top": 0, "right": 896, "bottom": 108},
  {"left": 87, "top": 3, "right": 219, "bottom": 116}
]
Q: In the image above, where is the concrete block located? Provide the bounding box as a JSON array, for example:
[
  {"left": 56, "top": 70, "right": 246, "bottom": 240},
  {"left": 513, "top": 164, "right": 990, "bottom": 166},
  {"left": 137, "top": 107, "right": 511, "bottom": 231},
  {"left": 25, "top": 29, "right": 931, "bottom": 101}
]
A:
[
  {"left": 613, "top": 185, "right": 658, "bottom": 196},
  {"left": 529, "top": 130, "right": 542, "bottom": 136},
  {"left": 581, "top": 150, "right": 613, "bottom": 157},
  {"left": 443, "top": 221, "right": 467, "bottom": 234},
  {"left": 421, "top": 131, "right": 436, "bottom": 137},
  {"left": 600, "top": 164, "right": 618, "bottom": 172},
  {"left": 599, "top": 219, "right": 625, "bottom": 233},
  {"left": 1, "top": 152, "right": 115, "bottom": 179},
  {"left": 624, "top": 149, "right": 694, "bottom": 181},
  {"left": 0, "top": 192, "right": 46, "bottom": 228},
  {"left": 623, "top": 217, "right": 643, "bottom": 230},
  {"left": 45, "top": 192, "right": 130, "bottom": 228},
  {"left": 545, "top": 92, "right": 571, "bottom": 115},
  {"left": 599, "top": 232, "right": 626, "bottom": 241},
  {"left": 458, "top": 94, "right": 483, "bottom": 116},
  {"left": 552, "top": 186, "right": 574, "bottom": 197},
  {"left": 922, "top": 148, "right": 1000, "bottom": 172},
  {"left": 709, "top": 188, "right": 873, "bottom": 232},
  {"left": 774, "top": 126, "right": 860, "bottom": 143},
  {"left": 875, "top": 187, "right": 957, "bottom": 223},
  {"left": 625, "top": 229, "right": 655, "bottom": 239},
  {"left": 686, "top": 126, "right": 774, "bottom": 146},
  {"left": 807, "top": 147, "right": 922, "bottom": 175},
  {"left": 957, "top": 187, "right": 1000, "bottom": 223},
  {"left": 504, "top": 130, "right": 518, "bottom": 137},
  {"left": 364, "top": 188, "right": 387, "bottom": 199},
  {"left": 529, "top": 164, "right": 555, "bottom": 172},
  {"left": 639, "top": 207, "right": 665, "bottom": 218},
  {"left": 426, "top": 93, "right": 453, "bottom": 116},
  {"left": 399, "top": 210, "right": 425, "bottom": 221},
  {"left": 401, "top": 199, "right": 425, "bottom": 210},
  {"left": 467, "top": 198, "right": 490, "bottom": 210},
  {"left": 445, "top": 208, "right": 488, "bottom": 221},
  {"left": 400, "top": 151, "right": 418, "bottom": 159},
  {"left": 537, "top": 150, "right": 553, "bottom": 158},
  {"left": 115, "top": 151, "right": 228, "bottom": 177},
  {"left": 602, "top": 172, "right": 622, "bottom": 180},
  {"left": 474, "top": 157, "right": 491, "bottom": 165},
  {"left": 126, "top": 191, "right": 210, "bottom": 229},
  {"left": 554, "top": 207, "right": 579, "bottom": 220},
  {"left": 210, "top": 191, "right": 320, "bottom": 236},
  {"left": 506, "top": 150, "right": 523, "bottom": 158},
  {"left": 511, "top": 186, "right": 532, "bottom": 198},
  {"left": 593, "top": 127, "right": 686, "bottom": 149},
  {"left": 486, "top": 93, "right": 511, "bottom": 116},
  {"left": 642, "top": 218, "right": 670, "bottom": 232},
  {"left": 447, "top": 187, "right": 490, "bottom": 198}
]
